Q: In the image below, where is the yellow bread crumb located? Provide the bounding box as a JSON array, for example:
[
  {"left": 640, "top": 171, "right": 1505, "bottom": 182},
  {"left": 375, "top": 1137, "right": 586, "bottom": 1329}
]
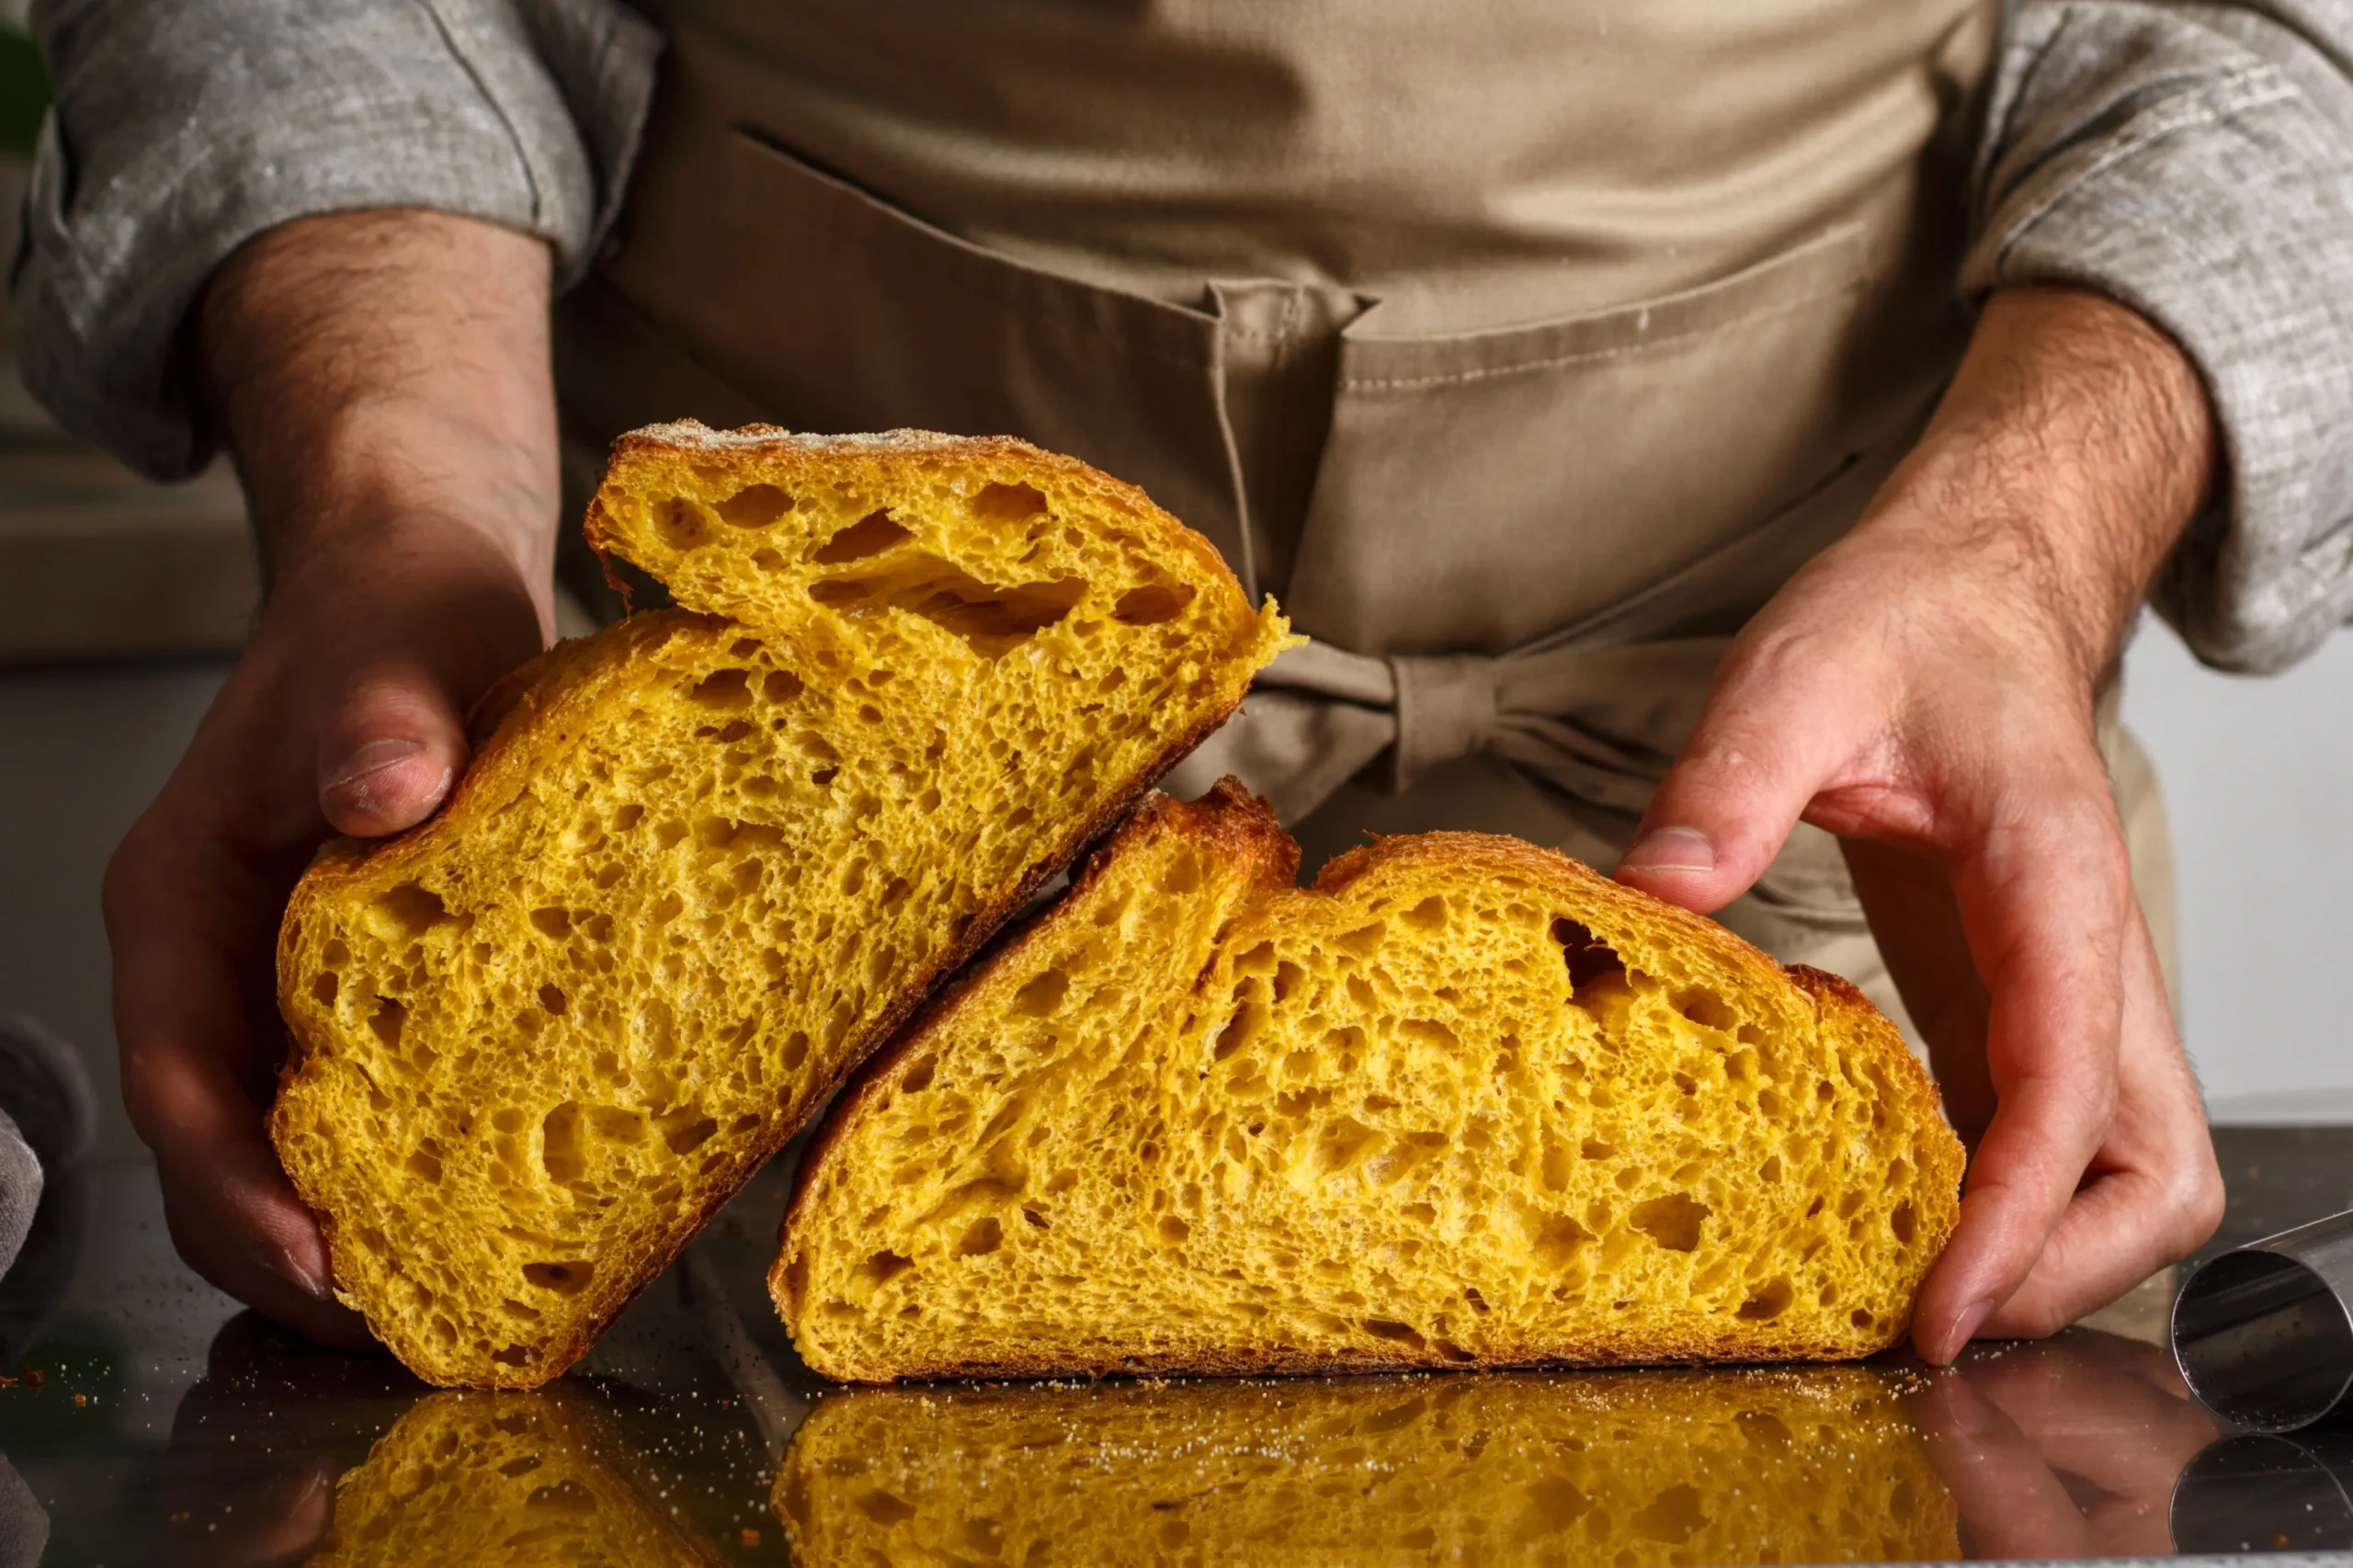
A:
[
  {"left": 779, "top": 783, "right": 1963, "bottom": 1379},
  {"left": 273, "top": 425, "right": 1286, "bottom": 1387}
]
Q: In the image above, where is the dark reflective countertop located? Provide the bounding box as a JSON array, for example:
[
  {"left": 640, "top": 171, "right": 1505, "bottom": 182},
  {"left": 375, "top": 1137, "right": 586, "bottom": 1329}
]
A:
[{"left": 3, "top": 1125, "right": 2350, "bottom": 1566}]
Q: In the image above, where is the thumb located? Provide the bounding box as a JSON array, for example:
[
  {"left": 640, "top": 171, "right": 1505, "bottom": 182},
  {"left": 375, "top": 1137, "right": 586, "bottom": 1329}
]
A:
[
  {"left": 1614, "top": 649, "right": 1866, "bottom": 915},
  {"left": 316, "top": 664, "right": 472, "bottom": 836}
]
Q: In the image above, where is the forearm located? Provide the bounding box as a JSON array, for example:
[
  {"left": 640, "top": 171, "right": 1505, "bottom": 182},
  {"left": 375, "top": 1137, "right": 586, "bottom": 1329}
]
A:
[
  {"left": 199, "top": 209, "right": 563, "bottom": 638},
  {"left": 1873, "top": 288, "right": 2219, "bottom": 694}
]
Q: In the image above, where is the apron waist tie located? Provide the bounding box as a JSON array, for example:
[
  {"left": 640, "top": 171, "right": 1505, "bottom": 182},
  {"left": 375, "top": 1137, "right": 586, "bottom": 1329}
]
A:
[{"left": 1163, "top": 632, "right": 1733, "bottom": 827}]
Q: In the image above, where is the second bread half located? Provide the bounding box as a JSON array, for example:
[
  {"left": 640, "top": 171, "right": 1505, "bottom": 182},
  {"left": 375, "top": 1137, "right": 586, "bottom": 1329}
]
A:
[{"left": 779, "top": 782, "right": 1963, "bottom": 1380}]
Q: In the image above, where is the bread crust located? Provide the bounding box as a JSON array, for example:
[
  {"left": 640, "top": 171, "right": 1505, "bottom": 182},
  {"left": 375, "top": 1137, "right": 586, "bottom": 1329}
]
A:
[
  {"left": 779, "top": 781, "right": 1965, "bottom": 1383},
  {"left": 272, "top": 426, "right": 1279, "bottom": 1388}
]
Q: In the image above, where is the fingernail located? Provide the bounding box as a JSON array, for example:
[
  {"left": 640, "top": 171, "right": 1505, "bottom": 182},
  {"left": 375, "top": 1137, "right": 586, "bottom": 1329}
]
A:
[
  {"left": 1619, "top": 825, "right": 1716, "bottom": 875},
  {"left": 324, "top": 736, "right": 426, "bottom": 793},
  {"left": 1942, "top": 1298, "right": 1995, "bottom": 1362},
  {"left": 260, "top": 1242, "right": 331, "bottom": 1301}
]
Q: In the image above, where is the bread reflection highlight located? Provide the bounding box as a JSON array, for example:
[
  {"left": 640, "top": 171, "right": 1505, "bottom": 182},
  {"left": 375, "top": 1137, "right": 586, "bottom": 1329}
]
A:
[
  {"left": 776, "top": 1369, "right": 1956, "bottom": 1564},
  {"left": 310, "top": 1390, "right": 717, "bottom": 1566}
]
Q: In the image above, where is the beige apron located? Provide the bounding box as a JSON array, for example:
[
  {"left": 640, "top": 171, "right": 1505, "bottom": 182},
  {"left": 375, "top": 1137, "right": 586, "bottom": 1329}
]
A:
[{"left": 551, "top": 0, "right": 2178, "bottom": 1045}]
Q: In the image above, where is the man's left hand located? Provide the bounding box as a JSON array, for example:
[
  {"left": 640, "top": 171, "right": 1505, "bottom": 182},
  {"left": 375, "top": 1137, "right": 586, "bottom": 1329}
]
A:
[{"left": 1615, "top": 286, "right": 2226, "bottom": 1362}]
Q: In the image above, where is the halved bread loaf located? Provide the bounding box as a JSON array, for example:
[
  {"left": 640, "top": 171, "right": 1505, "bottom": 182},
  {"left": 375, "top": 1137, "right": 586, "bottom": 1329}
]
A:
[
  {"left": 778, "top": 782, "right": 1963, "bottom": 1380},
  {"left": 775, "top": 1370, "right": 1958, "bottom": 1564},
  {"left": 272, "top": 425, "right": 1288, "bottom": 1387},
  {"left": 311, "top": 1391, "right": 716, "bottom": 1566}
]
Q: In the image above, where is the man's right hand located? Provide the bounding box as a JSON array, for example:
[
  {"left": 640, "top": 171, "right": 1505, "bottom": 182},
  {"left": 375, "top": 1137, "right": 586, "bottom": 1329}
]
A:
[{"left": 103, "top": 210, "right": 562, "bottom": 1341}]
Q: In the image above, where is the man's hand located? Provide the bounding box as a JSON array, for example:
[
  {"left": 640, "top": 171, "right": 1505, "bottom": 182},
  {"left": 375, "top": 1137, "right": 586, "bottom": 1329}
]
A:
[
  {"left": 1615, "top": 287, "right": 2225, "bottom": 1362},
  {"left": 104, "top": 210, "right": 560, "bottom": 1340}
]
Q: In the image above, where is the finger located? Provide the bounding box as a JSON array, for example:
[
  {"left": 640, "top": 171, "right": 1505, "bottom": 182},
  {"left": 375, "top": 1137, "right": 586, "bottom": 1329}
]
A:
[
  {"left": 317, "top": 662, "right": 472, "bottom": 837},
  {"left": 1841, "top": 840, "right": 1995, "bottom": 1141},
  {"left": 108, "top": 835, "right": 374, "bottom": 1346},
  {"left": 1616, "top": 629, "right": 1885, "bottom": 913},
  {"left": 1912, "top": 786, "right": 2131, "bottom": 1362},
  {"left": 1981, "top": 914, "right": 2222, "bottom": 1338},
  {"left": 1908, "top": 1371, "right": 2095, "bottom": 1559},
  {"left": 1957, "top": 1335, "right": 2222, "bottom": 1501}
]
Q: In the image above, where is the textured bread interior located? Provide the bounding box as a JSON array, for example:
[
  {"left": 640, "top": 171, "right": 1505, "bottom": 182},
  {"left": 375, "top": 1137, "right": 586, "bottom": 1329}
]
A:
[
  {"left": 273, "top": 425, "right": 1287, "bottom": 1388},
  {"left": 309, "top": 1391, "right": 715, "bottom": 1567},
  {"left": 779, "top": 784, "right": 1963, "bottom": 1380},
  {"left": 775, "top": 1369, "right": 1958, "bottom": 1564}
]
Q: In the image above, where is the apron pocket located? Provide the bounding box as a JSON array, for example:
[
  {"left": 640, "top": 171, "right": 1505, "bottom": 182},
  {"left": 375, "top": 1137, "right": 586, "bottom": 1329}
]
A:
[{"left": 1284, "top": 225, "right": 1902, "bottom": 653}]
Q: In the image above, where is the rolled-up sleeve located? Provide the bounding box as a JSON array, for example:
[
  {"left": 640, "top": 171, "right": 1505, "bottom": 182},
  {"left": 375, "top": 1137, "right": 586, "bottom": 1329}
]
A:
[
  {"left": 1967, "top": 1, "right": 2353, "bottom": 674},
  {"left": 9, "top": 0, "right": 661, "bottom": 481}
]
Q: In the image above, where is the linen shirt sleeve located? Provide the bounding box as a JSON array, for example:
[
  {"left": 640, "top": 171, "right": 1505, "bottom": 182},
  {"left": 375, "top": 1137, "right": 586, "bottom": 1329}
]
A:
[
  {"left": 6, "top": 0, "right": 661, "bottom": 482},
  {"left": 1968, "top": 1, "right": 2353, "bottom": 673}
]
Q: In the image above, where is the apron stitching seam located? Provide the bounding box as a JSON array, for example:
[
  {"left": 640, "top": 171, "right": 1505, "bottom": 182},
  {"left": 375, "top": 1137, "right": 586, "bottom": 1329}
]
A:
[{"left": 1337, "top": 282, "right": 1864, "bottom": 392}]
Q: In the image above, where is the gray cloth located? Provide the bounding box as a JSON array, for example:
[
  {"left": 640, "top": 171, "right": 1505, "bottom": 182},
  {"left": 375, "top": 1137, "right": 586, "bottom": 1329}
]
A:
[
  {"left": 1966, "top": 1, "right": 2353, "bottom": 673},
  {"left": 0, "top": 1111, "right": 35, "bottom": 1290},
  {"left": 8, "top": 0, "right": 659, "bottom": 477},
  {"left": 12, "top": 0, "right": 2353, "bottom": 669}
]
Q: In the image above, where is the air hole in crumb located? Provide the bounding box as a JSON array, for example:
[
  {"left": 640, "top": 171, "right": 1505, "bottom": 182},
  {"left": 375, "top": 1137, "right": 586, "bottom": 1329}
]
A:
[
  {"left": 901, "top": 1055, "right": 937, "bottom": 1094},
  {"left": 718, "top": 483, "right": 794, "bottom": 528},
  {"left": 761, "top": 669, "right": 804, "bottom": 704},
  {"left": 1112, "top": 583, "right": 1195, "bottom": 625},
  {"left": 971, "top": 482, "right": 1049, "bottom": 523},
  {"left": 1891, "top": 1200, "right": 1917, "bottom": 1244},
  {"left": 653, "top": 497, "right": 713, "bottom": 549},
  {"left": 523, "top": 1259, "right": 593, "bottom": 1295},
  {"left": 537, "top": 983, "right": 567, "bottom": 1016},
  {"left": 370, "top": 881, "right": 454, "bottom": 940},
  {"left": 813, "top": 509, "right": 912, "bottom": 562},
  {"left": 958, "top": 1216, "right": 1003, "bottom": 1257},
  {"left": 1363, "top": 1318, "right": 1427, "bottom": 1352},
  {"left": 1631, "top": 1193, "right": 1711, "bottom": 1253},
  {"left": 529, "top": 907, "right": 572, "bottom": 939},
  {"left": 1851, "top": 1308, "right": 1875, "bottom": 1328},
  {"left": 859, "top": 1250, "right": 915, "bottom": 1289},
  {"left": 1737, "top": 1278, "right": 1794, "bottom": 1321},
  {"left": 1013, "top": 969, "right": 1069, "bottom": 1017},
  {"left": 540, "top": 1103, "right": 585, "bottom": 1183},
  {"left": 660, "top": 1111, "right": 719, "bottom": 1155},
  {"left": 688, "top": 668, "right": 753, "bottom": 711},
  {"left": 490, "top": 1345, "right": 534, "bottom": 1368},
  {"left": 1158, "top": 1215, "right": 1190, "bottom": 1245},
  {"left": 368, "top": 997, "right": 406, "bottom": 1049},
  {"left": 1675, "top": 988, "right": 1738, "bottom": 1031},
  {"left": 1551, "top": 917, "right": 1623, "bottom": 989},
  {"left": 311, "top": 971, "right": 339, "bottom": 1006}
]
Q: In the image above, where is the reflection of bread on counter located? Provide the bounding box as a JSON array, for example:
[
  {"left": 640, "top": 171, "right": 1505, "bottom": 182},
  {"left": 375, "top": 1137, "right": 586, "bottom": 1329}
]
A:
[
  {"left": 310, "top": 1390, "right": 719, "bottom": 1566},
  {"left": 778, "top": 785, "right": 1963, "bottom": 1381},
  {"left": 272, "top": 424, "right": 1287, "bottom": 1389},
  {"left": 775, "top": 1369, "right": 1960, "bottom": 1564}
]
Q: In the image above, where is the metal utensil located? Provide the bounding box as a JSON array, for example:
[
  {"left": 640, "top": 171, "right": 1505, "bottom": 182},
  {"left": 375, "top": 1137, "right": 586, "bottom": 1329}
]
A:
[{"left": 2173, "top": 1209, "right": 2353, "bottom": 1433}]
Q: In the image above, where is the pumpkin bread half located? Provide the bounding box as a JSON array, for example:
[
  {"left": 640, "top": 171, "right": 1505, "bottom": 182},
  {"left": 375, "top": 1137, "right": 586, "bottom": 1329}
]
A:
[
  {"left": 778, "top": 782, "right": 1963, "bottom": 1380},
  {"left": 272, "top": 424, "right": 1289, "bottom": 1387}
]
